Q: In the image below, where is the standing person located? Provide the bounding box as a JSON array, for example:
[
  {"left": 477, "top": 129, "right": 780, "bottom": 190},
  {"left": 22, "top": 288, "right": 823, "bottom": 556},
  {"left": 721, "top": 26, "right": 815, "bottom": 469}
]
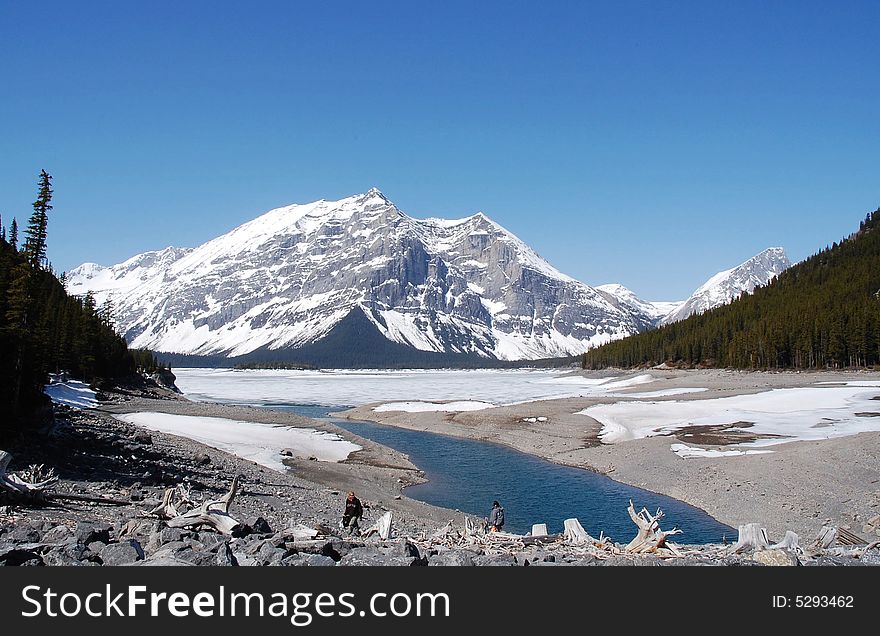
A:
[
  {"left": 486, "top": 500, "right": 505, "bottom": 533},
  {"left": 342, "top": 491, "right": 363, "bottom": 535}
]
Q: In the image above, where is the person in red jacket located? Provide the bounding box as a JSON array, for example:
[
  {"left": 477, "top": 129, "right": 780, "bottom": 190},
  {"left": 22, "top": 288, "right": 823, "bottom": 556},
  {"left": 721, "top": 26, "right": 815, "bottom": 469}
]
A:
[{"left": 342, "top": 491, "right": 363, "bottom": 535}]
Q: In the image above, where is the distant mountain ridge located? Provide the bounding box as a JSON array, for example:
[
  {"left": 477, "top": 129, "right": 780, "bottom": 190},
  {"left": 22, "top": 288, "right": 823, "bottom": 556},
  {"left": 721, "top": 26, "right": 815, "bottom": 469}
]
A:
[
  {"left": 67, "top": 189, "right": 790, "bottom": 366},
  {"left": 659, "top": 247, "right": 791, "bottom": 325},
  {"left": 583, "top": 209, "right": 880, "bottom": 369}
]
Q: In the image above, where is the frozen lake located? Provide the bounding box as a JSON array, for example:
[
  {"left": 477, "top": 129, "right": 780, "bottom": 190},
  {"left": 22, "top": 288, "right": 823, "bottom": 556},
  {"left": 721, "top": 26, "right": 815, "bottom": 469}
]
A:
[{"left": 173, "top": 367, "right": 645, "bottom": 407}]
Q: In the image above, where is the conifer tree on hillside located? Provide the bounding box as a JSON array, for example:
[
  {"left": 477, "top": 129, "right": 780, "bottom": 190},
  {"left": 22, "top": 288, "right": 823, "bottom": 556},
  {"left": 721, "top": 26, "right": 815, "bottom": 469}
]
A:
[
  {"left": 9, "top": 218, "right": 18, "bottom": 251},
  {"left": 23, "top": 169, "right": 53, "bottom": 269}
]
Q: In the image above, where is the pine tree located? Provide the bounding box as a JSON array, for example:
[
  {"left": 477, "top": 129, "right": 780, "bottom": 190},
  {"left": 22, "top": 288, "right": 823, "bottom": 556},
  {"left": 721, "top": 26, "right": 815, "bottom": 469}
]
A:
[
  {"left": 23, "top": 169, "right": 53, "bottom": 269},
  {"left": 9, "top": 218, "right": 18, "bottom": 251}
]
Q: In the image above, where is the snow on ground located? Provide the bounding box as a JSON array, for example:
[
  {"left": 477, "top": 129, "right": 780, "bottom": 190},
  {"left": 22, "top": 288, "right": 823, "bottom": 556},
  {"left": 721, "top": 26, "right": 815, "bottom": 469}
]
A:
[
  {"left": 578, "top": 384, "right": 880, "bottom": 449},
  {"left": 373, "top": 401, "right": 495, "bottom": 413},
  {"left": 173, "top": 368, "right": 664, "bottom": 407},
  {"left": 607, "top": 388, "right": 708, "bottom": 399},
  {"left": 670, "top": 443, "right": 775, "bottom": 459},
  {"left": 115, "top": 412, "right": 360, "bottom": 471},
  {"left": 44, "top": 381, "right": 98, "bottom": 409}
]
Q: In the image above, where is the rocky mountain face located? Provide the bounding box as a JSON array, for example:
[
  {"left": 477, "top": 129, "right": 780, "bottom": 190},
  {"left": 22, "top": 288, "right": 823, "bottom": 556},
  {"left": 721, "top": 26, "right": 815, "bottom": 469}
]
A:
[
  {"left": 658, "top": 247, "right": 791, "bottom": 325},
  {"left": 67, "top": 190, "right": 791, "bottom": 364},
  {"left": 68, "top": 190, "right": 644, "bottom": 363}
]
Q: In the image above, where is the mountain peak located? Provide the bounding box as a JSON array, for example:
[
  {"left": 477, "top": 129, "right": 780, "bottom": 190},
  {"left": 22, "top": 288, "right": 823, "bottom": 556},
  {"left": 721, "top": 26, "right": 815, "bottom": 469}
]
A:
[
  {"left": 660, "top": 246, "right": 791, "bottom": 325},
  {"left": 362, "top": 187, "right": 390, "bottom": 203}
]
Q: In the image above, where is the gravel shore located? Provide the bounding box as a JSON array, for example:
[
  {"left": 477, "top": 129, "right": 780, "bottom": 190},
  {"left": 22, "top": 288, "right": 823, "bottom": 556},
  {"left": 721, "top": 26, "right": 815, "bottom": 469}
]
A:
[
  {"left": 344, "top": 368, "right": 880, "bottom": 540},
  {"left": 2, "top": 372, "right": 879, "bottom": 566}
]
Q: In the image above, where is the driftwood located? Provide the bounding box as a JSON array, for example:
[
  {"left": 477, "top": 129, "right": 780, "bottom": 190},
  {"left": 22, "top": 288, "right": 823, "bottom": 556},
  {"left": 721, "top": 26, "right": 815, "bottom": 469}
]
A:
[
  {"left": 624, "top": 500, "right": 682, "bottom": 554},
  {"left": 733, "top": 523, "right": 770, "bottom": 553},
  {"left": 363, "top": 511, "right": 393, "bottom": 540},
  {"left": 531, "top": 523, "right": 549, "bottom": 537},
  {"left": 0, "top": 450, "right": 58, "bottom": 500},
  {"left": 837, "top": 527, "right": 868, "bottom": 546},
  {"left": 156, "top": 476, "right": 242, "bottom": 535}
]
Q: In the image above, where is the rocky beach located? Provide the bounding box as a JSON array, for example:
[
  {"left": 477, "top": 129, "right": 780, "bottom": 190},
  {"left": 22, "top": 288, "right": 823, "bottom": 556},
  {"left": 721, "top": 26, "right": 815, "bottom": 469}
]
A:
[{"left": 2, "top": 369, "right": 879, "bottom": 567}]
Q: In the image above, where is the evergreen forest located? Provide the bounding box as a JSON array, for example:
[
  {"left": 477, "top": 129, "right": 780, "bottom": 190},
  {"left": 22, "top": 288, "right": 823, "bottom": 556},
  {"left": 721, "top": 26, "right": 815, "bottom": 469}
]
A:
[{"left": 583, "top": 209, "right": 880, "bottom": 370}]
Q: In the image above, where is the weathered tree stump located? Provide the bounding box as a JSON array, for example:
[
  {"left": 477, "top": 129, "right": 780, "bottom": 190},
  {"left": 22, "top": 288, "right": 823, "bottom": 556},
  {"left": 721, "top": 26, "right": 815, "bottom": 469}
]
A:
[
  {"left": 563, "top": 518, "right": 594, "bottom": 544},
  {"left": 0, "top": 450, "right": 58, "bottom": 501},
  {"left": 624, "top": 500, "right": 682, "bottom": 554},
  {"left": 732, "top": 523, "right": 770, "bottom": 553}
]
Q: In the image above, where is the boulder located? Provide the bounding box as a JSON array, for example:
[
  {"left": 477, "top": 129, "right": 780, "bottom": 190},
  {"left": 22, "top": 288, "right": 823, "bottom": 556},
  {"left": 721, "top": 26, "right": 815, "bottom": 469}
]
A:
[
  {"left": 338, "top": 547, "right": 422, "bottom": 567},
  {"left": 472, "top": 554, "right": 518, "bottom": 567},
  {"left": 132, "top": 432, "right": 153, "bottom": 445},
  {"left": 281, "top": 554, "right": 337, "bottom": 567},
  {"left": 752, "top": 549, "right": 800, "bottom": 567},
  {"left": 193, "top": 452, "right": 211, "bottom": 466},
  {"left": 75, "top": 522, "right": 112, "bottom": 546},
  {"left": 43, "top": 544, "right": 97, "bottom": 566},
  {"left": 215, "top": 542, "right": 239, "bottom": 567},
  {"left": 428, "top": 551, "right": 475, "bottom": 567},
  {"left": 99, "top": 539, "right": 145, "bottom": 566}
]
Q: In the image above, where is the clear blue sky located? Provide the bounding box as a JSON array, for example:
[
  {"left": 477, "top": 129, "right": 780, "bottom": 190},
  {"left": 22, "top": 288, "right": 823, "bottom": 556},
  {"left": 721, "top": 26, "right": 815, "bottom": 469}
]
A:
[{"left": 1, "top": 1, "right": 878, "bottom": 300}]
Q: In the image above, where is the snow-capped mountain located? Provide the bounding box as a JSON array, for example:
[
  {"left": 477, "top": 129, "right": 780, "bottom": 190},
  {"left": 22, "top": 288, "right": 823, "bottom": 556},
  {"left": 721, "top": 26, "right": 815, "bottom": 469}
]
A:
[
  {"left": 67, "top": 189, "right": 645, "bottom": 362},
  {"left": 595, "top": 284, "right": 682, "bottom": 331},
  {"left": 659, "top": 247, "right": 791, "bottom": 325}
]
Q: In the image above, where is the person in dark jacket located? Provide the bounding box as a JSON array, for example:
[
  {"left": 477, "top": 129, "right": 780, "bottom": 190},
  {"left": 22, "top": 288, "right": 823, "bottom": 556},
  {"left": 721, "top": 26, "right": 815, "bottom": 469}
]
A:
[
  {"left": 342, "top": 491, "right": 363, "bottom": 535},
  {"left": 486, "top": 500, "right": 504, "bottom": 532}
]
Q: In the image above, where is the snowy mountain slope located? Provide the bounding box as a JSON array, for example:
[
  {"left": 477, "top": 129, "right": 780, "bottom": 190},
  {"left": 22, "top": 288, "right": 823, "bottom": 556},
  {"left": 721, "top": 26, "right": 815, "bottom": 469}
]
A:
[
  {"left": 659, "top": 247, "right": 791, "bottom": 325},
  {"left": 596, "top": 284, "right": 683, "bottom": 330},
  {"left": 67, "top": 189, "right": 644, "bottom": 361}
]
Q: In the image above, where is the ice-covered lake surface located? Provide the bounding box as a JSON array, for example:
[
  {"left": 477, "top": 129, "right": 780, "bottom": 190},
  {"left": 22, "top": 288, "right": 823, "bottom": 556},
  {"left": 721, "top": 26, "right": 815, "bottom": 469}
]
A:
[{"left": 173, "top": 368, "right": 646, "bottom": 407}]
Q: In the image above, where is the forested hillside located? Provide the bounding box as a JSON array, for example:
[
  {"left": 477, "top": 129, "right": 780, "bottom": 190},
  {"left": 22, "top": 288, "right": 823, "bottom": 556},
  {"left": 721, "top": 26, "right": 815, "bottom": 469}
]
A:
[
  {"left": 0, "top": 171, "right": 134, "bottom": 431},
  {"left": 583, "top": 209, "right": 880, "bottom": 370}
]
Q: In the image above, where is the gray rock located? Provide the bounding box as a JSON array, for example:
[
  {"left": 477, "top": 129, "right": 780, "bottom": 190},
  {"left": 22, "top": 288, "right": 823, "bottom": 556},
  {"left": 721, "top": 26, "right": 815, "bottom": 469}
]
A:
[
  {"left": 395, "top": 540, "right": 421, "bottom": 559},
  {"left": 601, "top": 555, "right": 662, "bottom": 567},
  {"left": 216, "top": 542, "right": 238, "bottom": 566},
  {"left": 136, "top": 556, "right": 195, "bottom": 567},
  {"left": 0, "top": 545, "right": 44, "bottom": 567},
  {"left": 804, "top": 556, "right": 864, "bottom": 567},
  {"left": 193, "top": 452, "right": 211, "bottom": 466},
  {"left": 428, "top": 551, "right": 475, "bottom": 567},
  {"left": 281, "top": 554, "right": 337, "bottom": 567},
  {"left": 247, "top": 516, "right": 273, "bottom": 535},
  {"left": 471, "top": 554, "right": 518, "bottom": 567},
  {"left": 75, "top": 522, "right": 111, "bottom": 546},
  {"left": 133, "top": 431, "right": 153, "bottom": 445},
  {"left": 859, "top": 549, "right": 880, "bottom": 565},
  {"left": 256, "top": 541, "right": 288, "bottom": 565},
  {"left": 41, "top": 525, "right": 74, "bottom": 544},
  {"left": 338, "top": 547, "right": 421, "bottom": 567},
  {"left": 43, "top": 544, "right": 97, "bottom": 566},
  {"left": 752, "top": 549, "right": 800, "bottom": 567},
  {"left": 9, "top": 524, "right": 41, "bottom": 543},
  {"left": 99, "top": 539, "right": 145, "bottom": 566}
]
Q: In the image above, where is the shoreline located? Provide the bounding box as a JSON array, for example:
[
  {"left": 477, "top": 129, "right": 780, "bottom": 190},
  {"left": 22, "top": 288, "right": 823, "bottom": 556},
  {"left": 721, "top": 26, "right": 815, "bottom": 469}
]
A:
[{"left": 340, "top": 368, "right": 880, "bottom": 540}]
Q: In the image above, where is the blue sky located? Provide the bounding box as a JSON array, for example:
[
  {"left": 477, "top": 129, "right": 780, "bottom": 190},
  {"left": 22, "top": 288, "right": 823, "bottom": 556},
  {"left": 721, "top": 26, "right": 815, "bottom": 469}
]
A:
[{"left": 1, "top": 1, "right": 878, "bottom": 299}]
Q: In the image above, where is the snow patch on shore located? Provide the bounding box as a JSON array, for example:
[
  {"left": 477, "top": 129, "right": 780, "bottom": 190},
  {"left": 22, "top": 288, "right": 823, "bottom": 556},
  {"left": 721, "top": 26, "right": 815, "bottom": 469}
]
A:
[
  {"left": 607, "top": 388, "right": 708, "bottom": 399},
  {"left": 44, "top": 381, "right": 97, "bottom": 409},
  {"left": 671, "top": 443, "right": 774, "bottom": 459},
  {"left": 374, "top": 400, "right": 495, "bottom": 413},
  {"left": 579, "top": 385, "right": 880, "bottom": 450},
  {"left": 115, "top": 412, "right": 360, "bottom": 471}
]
